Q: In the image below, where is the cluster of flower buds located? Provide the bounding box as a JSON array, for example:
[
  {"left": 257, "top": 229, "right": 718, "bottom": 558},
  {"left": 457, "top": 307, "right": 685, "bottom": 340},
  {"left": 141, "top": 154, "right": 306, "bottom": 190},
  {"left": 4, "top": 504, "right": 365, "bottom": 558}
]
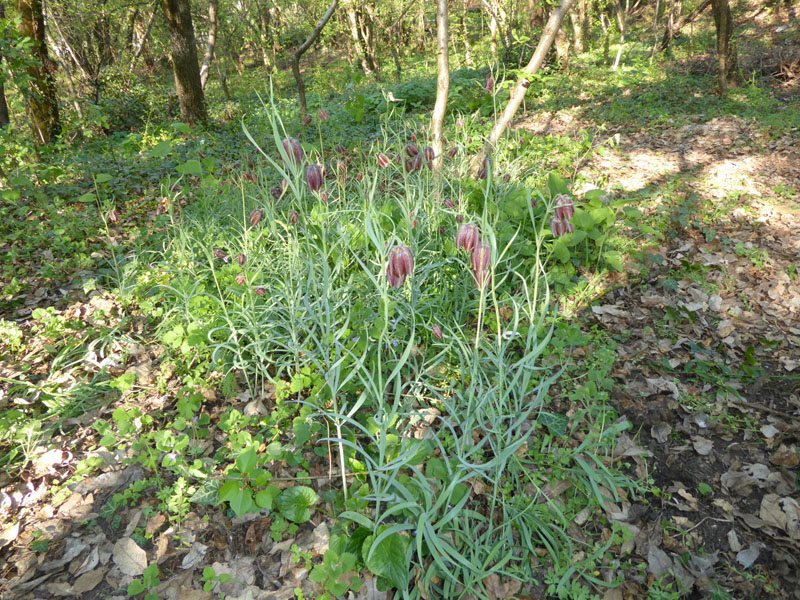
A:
[
  {"left": 282, "top": 137, "right": 304, "bottom": 167},
  {"left": 386, "top": 244, "right": 414, "bottom": 288},
  {"left": 305, "top": 164, "right": 324, "bottom": 193},
  {"left": 550, "top": 194, "right": 576, "bottom": 238}
]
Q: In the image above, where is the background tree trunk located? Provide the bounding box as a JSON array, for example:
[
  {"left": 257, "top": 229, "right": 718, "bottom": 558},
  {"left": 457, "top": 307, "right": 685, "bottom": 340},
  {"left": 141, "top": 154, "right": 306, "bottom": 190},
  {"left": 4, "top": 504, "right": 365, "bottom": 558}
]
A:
[
  {"left": 17, "top": 0, "right": 61, "bottom": 144},
  {"left": 710, "top": 0, "right": 737, "bottom": 92},
  {"left": 0, "top": 2, "right": 10, "bottom": 128},
  {"left": 291, "top": 0, "right": 338, "bottom": 120},
  {"left": 612, "top": 0, "right": 630, "bottom": 70},
  {"left": 162, "top": 0, "right": 207, "bottom": 125},
  {"left": 470, "top": 0, "right": 576, "bottom": 178},
  {"left": 345, "top": 1, "right": 372, "bottom": 74},
  {"left": 660, "top": 0, "right": 706, "bottom": 51},
  {"left": 200, "top": 0, "right": 219, "bottom": 89},
  {"left": 431, "top": 0, "right": 449, "bottom": 172},
  {"left": 132, "top": 0, "right": 159, "bottom": 69}
]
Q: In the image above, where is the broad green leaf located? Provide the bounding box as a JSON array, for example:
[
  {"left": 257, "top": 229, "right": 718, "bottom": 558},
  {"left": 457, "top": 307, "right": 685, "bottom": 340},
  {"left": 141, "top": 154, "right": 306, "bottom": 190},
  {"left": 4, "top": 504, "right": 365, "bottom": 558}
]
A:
[
  {"left": 538, "top": 411, "right": 569, "bottom": 437},
  {"left": 236, "top": 447, "right": 257, "bottom": 474},
  {"left": 149, "top": 141, "right": 172, "bottom": 158},
  {"left": 95, "top": 173, "right": 112, "bottom": 183},
  {"left": 275, "top": 486, "right": 318, "bottom": 523},
  {"left": 547, "top": 173, "right": 569, "bottom": 196},
  {"left": 552, "top": 239, "right": 570, "bottom": 263},
  {"left": 176, "top": 160, "right": 202, "bottom": 176},
  {"left": 218, "top": 480, "right": 240, "bottom": 503},
  {"left": 604, "top": 251, "right": 624, "bottom": 272},
  {"left": 363, "top": 532, "right": 409, "bottom": 590},
  {"left": 229, "top": 487, "right": 254, "bottom": 516},
  {"left": 562, "top": 229, "right": 587, "bottom": 247},
  {"left": 172, "top": 122, "right": 193, "bottom": 134},
  {"left": 78, "top": 192, "right": 96, "bottom": 203}
]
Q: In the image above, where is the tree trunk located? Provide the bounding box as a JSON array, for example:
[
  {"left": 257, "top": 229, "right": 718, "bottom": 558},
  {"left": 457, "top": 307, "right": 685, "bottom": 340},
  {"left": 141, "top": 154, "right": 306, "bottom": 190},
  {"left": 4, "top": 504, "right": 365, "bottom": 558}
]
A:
[
  {"left": 162, "top": 0, "right": 207, "bottom": 125},
  {"left": 16, "top": 0, "right": 61, "bottom": 144},
  {"left": 361, "top": 5, "right": 380, "bottom": 75},
  {"left": 650, "top": 0, "right": 661, "bottom": 60},
  {"left": 710, "top": 0, "right": 737, "bottom": 92},
  {"left": 612, "top": 0, "right": 630, "bottom": 71},
  {"left": 345, "top": 1, "right": 372, "bottom": 74},
  {"left": 416, "top": 0, "right": 425, "bottom": 51},
  {"left": 200, "top": 0, "right": 218, "bottom": 89},
  {"left": 578, "top": 0, "right": 592, "bottom": 47},
  {"left": 431, "top": 0, "right": 449, "bottom": 172},
  {"left": 660, "top": 0, "right": 706, "bottom": 51},
  {"left": 554, "top": 20, "right": 570, "bottom": 66},
  {"left": 569, "top": 8, "right": 583, "bottom": 53},
  {"left": 291, "top": 0, "right": 338, "bottom": 120},
  {"left": 469, "top": 0, "right": 576, "bottom": 178},
  {"left": 132, "top": 0, "right": 159, "bottom": 69},
  {"left": 0, "top": 3, "right": 10, "bottom": 128}
]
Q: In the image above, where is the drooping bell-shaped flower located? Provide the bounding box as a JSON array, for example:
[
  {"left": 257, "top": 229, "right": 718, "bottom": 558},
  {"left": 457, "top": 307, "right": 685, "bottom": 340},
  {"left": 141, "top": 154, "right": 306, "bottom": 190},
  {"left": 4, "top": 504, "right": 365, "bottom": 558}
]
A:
[
  {"left": 477, "top": 156, "right": 491, "bottom": 180},
  {"left": 550, "top": 216, "right": 566, "bottom": 238},
  {"left": 405, "top": 143, "right": 419, "bottom": 158},
  {"left": 405, "top": 155, "right": 423, "bottom": 173},
  {"left": 377, "top": 153, "right": 391, "bottom": 169},
  {"left": 254, "top": 287, "right": 266, "bottom": 297},
  {"left": 318, "top": 109, "right": 330, "bottom": 121},
  {"left": 443, "top": 198, "right": 455, "bottom": 209},
  {"left": 237, "top": 253, "right": 246, "bottom": 266},
  {"left": 288, "top": 209, "right": 299, "bottom": 224},
  {"left": 302, "top": 115, "right": 312, "bottom": 126},
  {"left": 249, "top": 209, "right": 263, "bottom": 227},
  {"left": 431, "top": 324, "right": 443, "bottom": 340},
  {"left": 236, "top": 273, "right": 246, "bottom": 285},
  {"left": 386, "top": 245, "right": 414, "bottom": 288},
  {"left": 423, "top": 147, "right": 435, "bottom": 162},
  {"left": 554, "top": 194, "right": 575, "bottom": 221},
  {"left": 485, "top": 74, "right": 495, "bottom": 94},
  {"left": 456, "top": 223, "right": 480, "bottom": 253},
  {"left": 305, "top": 164, "right": 324, "bottom": 193},
  {"left": 471, "top": 241, "right": 491, "bottom": 289},
  {"left": 282, "top": 137, "right": 304, "bottom": 166}
]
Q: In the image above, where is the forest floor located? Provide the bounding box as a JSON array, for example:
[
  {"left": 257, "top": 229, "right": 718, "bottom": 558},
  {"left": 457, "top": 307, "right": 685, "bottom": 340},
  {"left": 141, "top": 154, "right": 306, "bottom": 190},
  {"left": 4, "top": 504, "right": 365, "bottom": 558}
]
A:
[{"left": 2, "top": 5, "right": 800, "bottom": 600}]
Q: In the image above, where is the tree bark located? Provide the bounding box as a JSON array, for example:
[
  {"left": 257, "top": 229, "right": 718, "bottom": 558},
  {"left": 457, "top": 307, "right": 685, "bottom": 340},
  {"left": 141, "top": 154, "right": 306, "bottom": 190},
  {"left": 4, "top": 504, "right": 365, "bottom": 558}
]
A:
[
  {"left": 291, "top": 0, "right": 338, "bottom": 120},
  {"left": 132, "top": 0, "right": 159, "bottom": 69},
  {"left": 431, "top": 0, "right": 449, "bottom": 172},
  {"left": 16, "top": 0, "right": 61, "bottom": 144},
  {"left": 612, "top": 0, "right": 630, "bottom": 71},
  {"left": 0, "top": 2, "right": 10, "bottom": 128},
  {"left": 199, "top": 0, "right": 219, "bottom": 89},
  {"left": 162, "top": 0, "right": 207, "bottom": 125},
  {"left": 345, "top": 0, "right": 372, "bottom": 74},
  {"left": 660, "top": 0, "right": 708, "bottom": 51},
  {"left": 469, "top": 0, "right": 576, "bottom": 178},
  {"left": 710, "top": 0, "right": 737, "bottom": 92}
]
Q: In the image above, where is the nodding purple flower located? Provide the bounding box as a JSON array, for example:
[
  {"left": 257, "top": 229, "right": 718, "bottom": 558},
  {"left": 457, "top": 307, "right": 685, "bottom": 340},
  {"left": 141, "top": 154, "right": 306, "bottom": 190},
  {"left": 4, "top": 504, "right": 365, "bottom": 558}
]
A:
[
  {"left": 318, "top": 109, "right": 330, "bottom": 121},
  {"left": 282, "top": 137, "right": 304, "bottom": 166},
  {"left": 448, "top": 147, "right": 458, "bottom": 159},
  {"left": 214, "top": 249, "right": 229, "bottom": 263},
  {"left": 108, "top": 210, "right": 119, "bottom": 224},
  {"left": 554, "top": 194, "right": 575, "bottom": 221},
  {"left": 457, "top": 117, "right": 465, "bottom": 128},
  {"left": 443, "top": 198, "right": 455, "bottom": 209},
  {"left": 409, "top": 132, "right": 417, "bottom": 143},
  {"left": 249, "top": 209, "right": 263, "bottom": 227},
  {"left": 386, "top": 245, "right": 414, "bottom": 288},
  {"left": 456, "top": 223, "right": 481, "bottom": 253},
  {"left": 288, "top": 209, "right": 299, "bottom": 224},
  {"left": 564, "top": 219, "right": 574, "bottom": 234},
  {"left": 336, "top": 144, "right": 347, "bottom": 154},
  {"left": 405, "top": 143, "right": 419, "bottom": 158},
  {"left": 405, "top": 155, "right": 423, "bottom": 173},
  {"left": 431, "top": 324, "right": 443, "bottom": 340},
  {"left": 550, "top": 216, "right": 567, "bottom": 238},
  {"left": 236, "top": 273, "right": 246, "bottom": 285},
  {"left": 271, "top": 185, "right": 283, "bottom": 200},
  {"left": 302, "top": 115, "right": 312, "bottom": 126},
  {"left": 305, "top": 164, "right": 324, "bottom": 193},
  {"left": 237, "top": 253, "right": 246, "bottom": 266},
  {"left": 254, "top": 287, "right": 266, "bottom": 296},
  {"left": 377, "top": 153, "right": 391, "bottom": 169},
  {"left": 423, "top": 147, "right": 435, "bottom": 162},
  {"left": 471, "top": 241, "right": 491, "bottom": 289},
  {"left": 485, "top": 74, "right": 495, "bottom": 94},
  {"left": 477, "top": 156, "right": 491, "bottom": 180}
]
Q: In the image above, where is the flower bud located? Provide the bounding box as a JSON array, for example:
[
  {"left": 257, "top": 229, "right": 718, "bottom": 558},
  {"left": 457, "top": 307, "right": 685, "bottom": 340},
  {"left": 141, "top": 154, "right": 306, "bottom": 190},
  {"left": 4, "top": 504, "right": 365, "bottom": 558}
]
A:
[
  {"left": 405, "top": 155, "right": 423, "bottom": 173},
  {"left": 410, "top": 132, "right": 417, "bottom": 142},
  {"left": 386, "top": 244, "right": 414, "bottom": 288},
  {"left": 457, "top": 117, "right": 465, "bottom": 128},
  {"left": 305, "top": 164, "right": 324, "bottom": 192},
  {"left": 282, "top": 137, "right": 304, "bottom": 166},
  {"left": 554, "top": 194, "right": 575, "bottom": 221},
  {"left": 443, "top": 198, "right": 455, "bottom": 209},
  {"left": 471, "top": 241, "right": 491, "bottom": 289},
  {"left": 423, "top": 147, "right": 435, "bottom": 162},
  {"left": 431, "top": 324, "right": 443, "bottom": 340},
  {"left": 477, "top": 156, "right": 491, "bottom": 180},
  {"left": 249, "top": 209, "right": 263, "bottom": 226},
  {"left": 377, "top": 153, "right": 391, "bottom": 168},
  {"left": 448, "top": 147, "right": 458, "bottom": 159},
  {"left": 318, "top": 109, "right": 330, "bottom": 121},
  {"left": 356, "top": 172, "right": 364, "bottom": 182},
  {"left": 456, "top": 214, "right": 464, "bottom": 223},
  {"left": 237, "top": 253, "right": 246, "bottom": 266},
  {"left": 405, "top": 143, "right": 419, "bottom": 158},
  {"left": 254, "top": 287, "right": 266, "bottom": 296},
  {"left": 236, "top": 273, "right": 246, "bottom": 285},
  {"left": 485, "top": 74, "right": 494, "bottom": 94},
  {"left": 289, "top": 209, "right": 299, "bottom": 224},
  {"left": 320, "top": 190, "right": 329, "bottom": 202},
  {"left": 456, "top": 223, "right": 480, "bottom": 253}
]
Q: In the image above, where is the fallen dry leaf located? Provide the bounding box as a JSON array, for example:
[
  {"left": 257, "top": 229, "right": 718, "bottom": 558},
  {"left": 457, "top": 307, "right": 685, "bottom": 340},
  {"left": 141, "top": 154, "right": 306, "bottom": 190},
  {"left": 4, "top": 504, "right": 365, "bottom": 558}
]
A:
[{"left": 113, "top": 536, "right": 147, "bottom": 576}]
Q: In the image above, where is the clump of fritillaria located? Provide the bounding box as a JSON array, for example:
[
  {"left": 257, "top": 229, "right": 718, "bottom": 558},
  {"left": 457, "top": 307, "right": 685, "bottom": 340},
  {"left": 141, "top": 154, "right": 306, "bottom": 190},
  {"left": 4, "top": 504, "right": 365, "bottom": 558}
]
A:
[
  {"left": 550, "top": 194, "right": 576, "bottom": 238},
  {"left": 305, "top": 164, "right": 323, "bottom": 193},
  {"left": 471, "top": 241, "right": 491, "bottom": 289},
  {"left": 282, "top": 137, "right": 304, "bottom": 167},
  {"left": 405, "top": 155, "right": 423, "bottom": 173},
  {"left": 386, "top": 245, "right": 414, "bottom": 288}
]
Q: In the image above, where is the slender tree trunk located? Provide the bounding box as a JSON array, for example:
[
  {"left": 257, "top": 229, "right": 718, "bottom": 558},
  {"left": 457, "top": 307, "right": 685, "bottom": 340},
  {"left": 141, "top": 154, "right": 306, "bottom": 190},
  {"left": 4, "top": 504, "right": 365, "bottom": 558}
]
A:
[
  {"left": 345, "top": 1, "right": 372, "bottom": 74},
  {"left": 162, "top": 0, "right": 207, "bottom": 125},
  {"left": 291, "top": 0, "right": 338, "bottom": 120},
  {"left": 579, "top": 0, "right": 592, "bottom": 48},
  {"left": 431, "top": 0, "right": 449, "bottom": 172},
  {"left": 569, "top": 8, "right": 583, "bottom": 52},
  {"left": 470, "top": 0, "right": 576, "bottom": 178},
  {"left": 0, "top": 3, "right": 9, "bottom": 128},
  {"left": 710, "top": 0, "right": 737, "bottom": 92},
  {"left": 200, "top": 0, "right": 218, "bottom": 89},
  {"left": 257, "top": 4, "right": 272, "bottom": 68},
  {"left": 132, "top": 0, "right": 159, "bottom": 69},
  {"left": 17, "top": 0, "right": 61, "bottom": 144},
  {"left": 554, "top": 20, "right": 570, "bottom": 66},
  {"left": 612, "top": 0, "right": 630, "bottom": 71},
  {"left": 361, "top": 5, "right": 380, "bottom": 76},
  {"left": 416, "top": 0, "right": 425, "bottom": 50},
  {"left": 650, "top": 0, "right": 661, "bottom": 60}
]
